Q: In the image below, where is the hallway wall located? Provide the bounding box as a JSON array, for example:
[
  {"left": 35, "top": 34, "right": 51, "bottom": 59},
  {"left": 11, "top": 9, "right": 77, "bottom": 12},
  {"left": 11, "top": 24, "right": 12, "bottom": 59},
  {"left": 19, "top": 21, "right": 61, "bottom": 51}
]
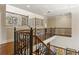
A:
[
  {"left": 71, "top": 6, "right": 79, "bottom": 50},
  {"left": 47, "top": 13, "right": 72, "bottom": 28},
  {"left": 47, "top": 16, "right": 56, "bottom": 28},
  {"left": 0, "top": 4, "right": 7, "bottom": 54},
  {"left": 0, "top": 5, "right": 6, "bottom": 44}
]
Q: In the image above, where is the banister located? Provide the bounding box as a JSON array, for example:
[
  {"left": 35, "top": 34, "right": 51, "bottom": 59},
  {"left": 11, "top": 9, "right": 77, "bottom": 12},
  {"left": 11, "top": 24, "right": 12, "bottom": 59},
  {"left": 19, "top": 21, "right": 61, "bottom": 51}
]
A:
[
  {"left": 33, "top": 35, "right": 54, "bottom": 55},
  {"left": 14, "top": 27, "right": 72, "bottom": 55}
]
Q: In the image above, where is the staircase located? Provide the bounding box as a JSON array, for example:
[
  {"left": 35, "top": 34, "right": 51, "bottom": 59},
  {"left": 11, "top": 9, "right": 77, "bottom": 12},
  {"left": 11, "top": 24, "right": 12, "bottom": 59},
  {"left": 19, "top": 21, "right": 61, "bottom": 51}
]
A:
[
  {"left": 14, "top": 27, "right": 54, "bottom": 55},
  {"left": 14, "top": 27, "right": 72, "bottom": 55},
  {"left": 32, "top": 35, "right": 54, "bottom": 55}
]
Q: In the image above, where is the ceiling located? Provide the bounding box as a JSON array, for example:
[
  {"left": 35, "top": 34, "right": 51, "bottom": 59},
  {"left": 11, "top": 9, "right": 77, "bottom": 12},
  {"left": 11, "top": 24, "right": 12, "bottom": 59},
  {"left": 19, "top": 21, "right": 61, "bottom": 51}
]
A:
[{"left": 11, "top": 4, "right": 78, "bottom": 16}]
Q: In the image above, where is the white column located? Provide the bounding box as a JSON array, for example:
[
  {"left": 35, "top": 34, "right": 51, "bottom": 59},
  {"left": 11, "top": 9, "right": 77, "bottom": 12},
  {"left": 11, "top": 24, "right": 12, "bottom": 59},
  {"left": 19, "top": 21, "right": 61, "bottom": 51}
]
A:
[
  {"left": 71, "top": 6, "right": 79, "bottom": 50},
  {"left": 0, "top": 5, "right": 6, "bottom": 44},
  {"left": 0, "top": 13, "right": 2, "bottom": 44}
]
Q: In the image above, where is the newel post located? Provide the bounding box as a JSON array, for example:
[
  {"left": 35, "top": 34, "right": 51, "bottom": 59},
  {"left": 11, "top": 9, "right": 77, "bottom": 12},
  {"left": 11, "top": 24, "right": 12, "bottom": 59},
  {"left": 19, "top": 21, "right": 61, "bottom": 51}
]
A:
[
  {"left": 45, "top": 28, "right": 47, "bottom": 40},
  {"left": 14, "top": 27, "right": 16, "bottom": 55},
  {"left": 30, "top": 28, "right": 33, "bottom": 55}
]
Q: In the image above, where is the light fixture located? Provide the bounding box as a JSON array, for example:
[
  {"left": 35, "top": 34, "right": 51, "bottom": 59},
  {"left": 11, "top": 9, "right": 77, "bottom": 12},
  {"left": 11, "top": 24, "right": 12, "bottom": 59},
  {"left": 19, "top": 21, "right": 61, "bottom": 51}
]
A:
[
  {"left": 43, "top": 11, "right": 51, "bottom": 15},
  {"left": 47, "top": 11, "right": 51, "bottom": 13},
  {"left": 26, "top": 5, "right": 30, "bottom": 8}
]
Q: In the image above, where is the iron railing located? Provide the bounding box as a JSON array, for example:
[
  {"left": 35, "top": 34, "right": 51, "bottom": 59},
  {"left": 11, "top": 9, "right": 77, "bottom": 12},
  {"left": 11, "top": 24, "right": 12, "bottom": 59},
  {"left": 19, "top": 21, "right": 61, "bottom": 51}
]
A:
[
  {"left": 14, "top": 27, "right": 33, "bottom": 55},
  {"left": 33, "top": 35, "right": 54, "bottom": 55},
  {"left": 14, "top": 27, "right": 72, "bottom": 55}
]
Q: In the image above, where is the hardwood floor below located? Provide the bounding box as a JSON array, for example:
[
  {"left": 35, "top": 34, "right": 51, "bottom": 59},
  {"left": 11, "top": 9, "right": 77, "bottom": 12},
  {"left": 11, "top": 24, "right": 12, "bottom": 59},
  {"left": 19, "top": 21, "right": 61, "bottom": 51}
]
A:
[{"left": 0, "top": 42, "right": 14, "bottom": 55}]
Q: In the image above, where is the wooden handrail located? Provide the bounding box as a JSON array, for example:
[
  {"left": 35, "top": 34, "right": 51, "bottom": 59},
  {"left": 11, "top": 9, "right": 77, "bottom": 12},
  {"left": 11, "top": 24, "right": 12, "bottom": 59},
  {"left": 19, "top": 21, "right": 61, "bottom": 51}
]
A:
[
  {"left": 33, "top": 35, "right": 54, "bottom": 54},
  {"left": 16, "top": 29, "right": 30, "bottom": 32},
  {"left": 17, "top": 27, "right": 71, "bottom": 31},
  {"left": 55, "top": 28, "right": 72, "bottom": 29},
  {"left": 15, "top": 31, "right": 30, "bottom": 34}
]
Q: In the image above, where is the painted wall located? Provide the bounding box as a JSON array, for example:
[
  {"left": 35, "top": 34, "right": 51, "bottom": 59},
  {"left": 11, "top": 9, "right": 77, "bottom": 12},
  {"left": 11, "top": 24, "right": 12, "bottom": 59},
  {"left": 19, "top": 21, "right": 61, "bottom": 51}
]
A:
[
  {"left": 55, "top": 14, "right": 72, "bottom": 28},
  {"left": 0, "top": 5, "right": 6, "bottom": 44},
  {"left": 71, "top": 6, "right": 79, "bottom": 50},
  {"left": 47, "top": 13, "right": 72, "bottom": 28},
  {"left": 0, "top": 13, "right": 2, "bottom": 44},
  {"left": 47, "top": 16, "right": 56, "bottom": 28}
]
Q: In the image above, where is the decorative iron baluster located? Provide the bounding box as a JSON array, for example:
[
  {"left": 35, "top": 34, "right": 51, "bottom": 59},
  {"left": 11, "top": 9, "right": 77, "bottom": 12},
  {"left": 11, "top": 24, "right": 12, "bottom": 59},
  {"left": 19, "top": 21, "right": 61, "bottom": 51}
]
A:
[{"left": 14, "top": 27, "right": 33, "bottom": 55}]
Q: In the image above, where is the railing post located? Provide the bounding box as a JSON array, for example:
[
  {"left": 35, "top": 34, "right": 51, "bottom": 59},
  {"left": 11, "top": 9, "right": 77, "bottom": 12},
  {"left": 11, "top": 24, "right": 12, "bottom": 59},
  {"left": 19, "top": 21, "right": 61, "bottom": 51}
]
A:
[
  {"left": 47, "top": 43, "right": 51, "bottom": 54},
  {"left": 30, "top": 28, "right": 33, "bottom": 55},
  {"left": 45, "top": 28, "right": 47, "bottom": 40},
  {"left": 14, "top": 27, "right": 16, "bottom": 55},
  {"left": 78, "top": 51, "right": 79, "bottom": 55},
  {"left": 50, "top": 28, "right": 52, "bottom": 37}
]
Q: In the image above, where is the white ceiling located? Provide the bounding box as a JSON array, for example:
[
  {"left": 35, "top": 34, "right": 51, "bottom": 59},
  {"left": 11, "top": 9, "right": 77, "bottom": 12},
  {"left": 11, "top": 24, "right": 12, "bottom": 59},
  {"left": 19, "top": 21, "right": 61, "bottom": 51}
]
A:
[{"left": 11, "top": 4, "right": 78, "bottom": 16}]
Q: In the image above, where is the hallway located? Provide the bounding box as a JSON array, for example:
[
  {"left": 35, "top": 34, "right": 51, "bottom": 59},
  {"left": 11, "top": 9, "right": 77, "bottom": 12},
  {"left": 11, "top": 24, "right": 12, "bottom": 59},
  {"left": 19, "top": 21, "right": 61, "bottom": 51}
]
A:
[{"left": 1, "top": 4, "right": 79, "bottom": 55}]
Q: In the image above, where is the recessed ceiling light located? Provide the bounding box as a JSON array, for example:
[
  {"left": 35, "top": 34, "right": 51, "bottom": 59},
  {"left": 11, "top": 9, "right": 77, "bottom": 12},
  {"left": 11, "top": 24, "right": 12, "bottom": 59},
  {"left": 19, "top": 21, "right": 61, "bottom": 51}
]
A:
[{"left": 26, "top": 5, "right": 30, "bottom": 8}]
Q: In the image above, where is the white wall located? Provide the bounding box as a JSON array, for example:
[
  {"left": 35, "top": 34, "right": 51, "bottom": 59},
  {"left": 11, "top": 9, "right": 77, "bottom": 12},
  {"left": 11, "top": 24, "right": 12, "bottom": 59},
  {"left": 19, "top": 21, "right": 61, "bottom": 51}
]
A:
[
  {"left": 0, "top": 5, "right": 7, "bottom": 44},
  {"left": 0, "top": 13, "right": 2, "bottom": 44},
  {"left": 71, "top": 6, "right": 79, "bottom": 50},
  {"left": 47, "top": 16, "right": 56, "bottom": 28},
  {"left": 47, "top": 14, "right": 72, "bottom": 28},
  {"left": 55, "top": 14, "right": 72, "bottom": 28}
]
